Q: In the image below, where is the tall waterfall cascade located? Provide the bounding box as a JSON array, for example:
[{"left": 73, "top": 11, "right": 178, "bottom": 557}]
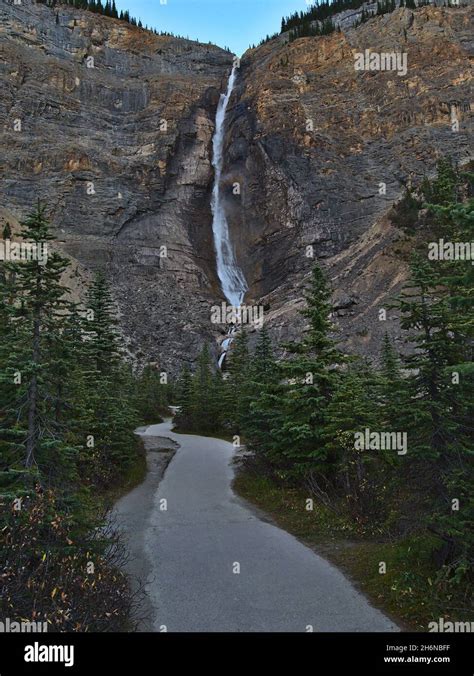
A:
[{"left": 211, "top": 64, "right": 248, "bottom": 309}]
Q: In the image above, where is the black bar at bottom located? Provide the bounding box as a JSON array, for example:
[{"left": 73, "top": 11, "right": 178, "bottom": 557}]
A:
[{"left": 0, "top": 632, "right": 472, "bottom": 675}]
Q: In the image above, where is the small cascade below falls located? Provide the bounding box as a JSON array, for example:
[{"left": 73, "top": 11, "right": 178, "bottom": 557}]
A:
[
  {"left": 218, "top": 325, "right": 237, "bottom": 371},
  {"left": 211, "top": 63, "right": 248, "bottom": 371}
]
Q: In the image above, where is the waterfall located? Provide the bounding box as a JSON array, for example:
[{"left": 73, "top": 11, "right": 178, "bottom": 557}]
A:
[{"left": 211, "top": 64, "right": 248, "bottom": 308}]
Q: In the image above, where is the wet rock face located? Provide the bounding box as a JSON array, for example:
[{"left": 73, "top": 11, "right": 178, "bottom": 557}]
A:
[
  {"left": 0, "top": 0, "right": 233, "bottom": 373},
  {"left": 224, "top": 6, "right": 472, "bottom": 358}
]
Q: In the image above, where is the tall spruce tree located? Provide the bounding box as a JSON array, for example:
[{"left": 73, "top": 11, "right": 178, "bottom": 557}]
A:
[
  {"left": 395, "top": 254, "right": 463, "bottom": 461},
  {"left": 175, "top": 365, "right": 194, "bottom": 431},
  {"left": 226, "top": 330, "right": 251, "bottom": 431},
  {"left": 190, "top": 344, "right": 222, "bottom": 434},
  {"left": 322, "top": 360, "right": 385, "bottom": 522},
  {"left": 378, "top": 332, "right": 409, "bottom": 431},
  {"left": 393, "top": 245, "right": 473, "bottom": 574},
  {"left": 269, "top": 265, "right": 343, "bottom": 477},
  {"left": 243, "top": 326, "right": 281, "bottom": 464},
  {"left": 0, "top": 205, "right": 79, "bottom": 497},
  {"left": 76, "top": 273, "right": 138, "bottom": 487}
]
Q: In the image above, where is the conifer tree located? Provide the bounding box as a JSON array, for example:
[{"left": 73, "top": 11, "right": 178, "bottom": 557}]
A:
[
  {"left": 0, "top": 204, "right": 83, "bottom": 502},
  {"left": 175, "top": 365, "right": 194, "bottom": 430},
  {"left": 266, "top": 266, "right": 342, "bottom": 476},
  {"left": 134, "top": 365, "right": 169, "bottom": 424},
  {"left": 25, "top": 207, "right": 72, "bottom": 469},
  {"left": 174, "top": 345, "right": 223, "bottom": 435},
  {"left": 190, "top": 344, "right": 222, "bottom": 434},
  {"left": 83, "top": 272, "right": 122, "bottom": 374},
  {"left": 378, "top": 332, "right": 409, "bottom": 431},
  {"left": 226, "top": 330, "right": 251, "bottom": 431},
  {"left": 243, "top": 326, "right": 281, "bottom": 464},
  {"left": 395, "top": 254, "right": 463, "bottom": 461},
  {"left": 393, "top": 237, "right": 473, "bottom": 575},
  {"left": 75, "top": 273, "right": 138, "bottom": 486},
  {"left": 421, "top": 158, "right": 460, "bottom": 209},
  {"left": 2, "top": 221, "right": 12, "bottom": 240},
  {"left": 0, "top": 201, "right": 149, "bottom": 627},
  {"left": 322, "top": 360, "right": 385, "bottom": 521}
]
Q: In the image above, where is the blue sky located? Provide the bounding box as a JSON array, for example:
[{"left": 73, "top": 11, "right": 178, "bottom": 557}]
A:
[{"left": 115, "top": 0, "right": 316, "bottom": 56}]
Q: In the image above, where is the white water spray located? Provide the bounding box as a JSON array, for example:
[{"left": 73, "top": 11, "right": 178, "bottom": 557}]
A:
[{"left": 211, "top": 64, "right": 248, "bottom": 308}]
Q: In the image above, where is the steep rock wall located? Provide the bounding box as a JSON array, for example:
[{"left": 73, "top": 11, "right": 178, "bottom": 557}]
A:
[
  {"left": 224, "top": 6, "right": 472, "bottom": 356},
  {"left": 0, "top": 0, "right": 233, "bottom": 372}
]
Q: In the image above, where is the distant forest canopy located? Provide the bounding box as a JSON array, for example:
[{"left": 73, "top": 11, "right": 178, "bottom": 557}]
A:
[
  {"left": 282, "top": 0, "right": 369, "bottom": 33},
  {"left": 257, "top": 0, "right": 447, "bottom": 46},
  {"left": 280, "top": 0, "right": 447, "bottom": 33},
  {"left": 257, "top": 0, "right": 385, "bottom": 46},
  {"left": 36, "top": 0, "right": 143, "bottom": 27},
  {"left": 34, "top": 0, "right": 226, "bottom": 43},
  {"left": 34, "top": 0, "right": 465, "bottom": 52}
]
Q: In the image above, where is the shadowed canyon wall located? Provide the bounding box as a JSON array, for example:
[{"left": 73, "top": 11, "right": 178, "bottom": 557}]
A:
[
  {"left": 0, "top": 0, "right": 233, "bottom": 371},
  {"left": 223, "top": 5, "right": 472, "bottom": 356}
]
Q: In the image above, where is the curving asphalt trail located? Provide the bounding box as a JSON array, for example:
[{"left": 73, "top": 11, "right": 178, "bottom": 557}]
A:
[{"left": 115, "top": 420, "right": 399, "bottom": 633}]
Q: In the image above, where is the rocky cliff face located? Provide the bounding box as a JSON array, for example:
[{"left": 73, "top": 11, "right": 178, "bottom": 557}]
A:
[
  {"left": 225, "top": 5, "right": 472, "bottom": 357},
  {"left": 0, "top": 0, "right": 233, "bottom": 372},
  {"left": 0, "top": 1, "right": 472, "bottom": 369}
]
